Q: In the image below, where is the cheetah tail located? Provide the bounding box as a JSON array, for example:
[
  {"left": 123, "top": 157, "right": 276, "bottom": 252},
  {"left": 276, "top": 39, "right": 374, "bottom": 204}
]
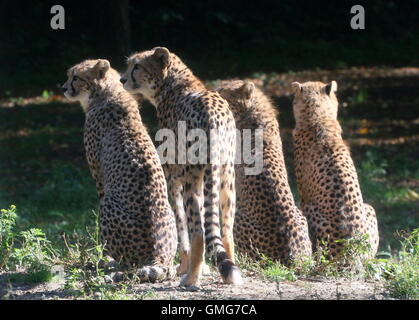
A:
[{"left": 216, "top": 251, "right": 244, "bottom": 285}]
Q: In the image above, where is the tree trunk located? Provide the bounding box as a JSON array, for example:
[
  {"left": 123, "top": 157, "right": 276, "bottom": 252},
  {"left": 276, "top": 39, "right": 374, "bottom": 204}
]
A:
[{"left": 110, "top": 0, "right": 132, "bottom": 66}]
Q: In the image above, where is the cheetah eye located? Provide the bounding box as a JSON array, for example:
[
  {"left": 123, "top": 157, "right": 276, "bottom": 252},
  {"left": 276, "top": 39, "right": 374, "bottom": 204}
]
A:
[
  {"left": 73, "top": 76, "right": 79, "bottom": 81},
  {"left": 133, "top": 64, "right": 139, "bottom": 70}
]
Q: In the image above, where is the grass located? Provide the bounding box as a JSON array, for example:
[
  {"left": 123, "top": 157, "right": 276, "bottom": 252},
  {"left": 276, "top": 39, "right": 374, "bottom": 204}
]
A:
[
  {"left": 236, "top": 230, "right": 418, "bottom": 300},
  {"left": 383, "top": 230, "right": 419, "bottom": 299},
  {"left": 0, "top": 69, "right": 418, "bottom": 299},
  {"left": 0, "top": 205, "right": 56, "bottom": 285}
]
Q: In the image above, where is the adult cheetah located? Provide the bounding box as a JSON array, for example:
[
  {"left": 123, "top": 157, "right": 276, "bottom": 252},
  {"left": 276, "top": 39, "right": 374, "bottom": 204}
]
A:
[
  {"left": 121, "top": 47, "right": 243, "bottom": 287},
  {"left": 62, "top": 59, "right": 177, "bottom": 282},
  {"left": 216, "top": 80, "right": 312, "bottom": 265},
  {"left": 291, "top": 80, "right": 379, "bottom": 259}
]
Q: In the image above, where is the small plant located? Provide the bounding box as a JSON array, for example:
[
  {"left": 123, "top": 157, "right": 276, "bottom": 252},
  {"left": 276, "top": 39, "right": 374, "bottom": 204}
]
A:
[
  {"left": 11, "top": 228, "right": 53, "bottom": 267},
  {"left": 364, "top": 259, "right": 396, "bottom": 282},
  {"left": 0, "top": 206, "right": 55, "bottom": 283},
  {"left": 41, "top": 90, "right": 53, "bottom": 99},
  {"left": 385, "top": 229, "right": 419, "bottom": 299},
  {"left": 334, "top": 233, "right": 373, "bottom": 275},
  {"left": 9, "top": 228, "right": 55, "bottom": 282},
  {"left": 295, "top": 234, "right": 375, "bottom": 278},
  {"left": 0, "top": 205, "right": 17, "bottom": 269},
  {"left": 262, "top": 262, "right": 297, "bottom": 282},
  {"left": 62, "top": 210, "right": 113, "bottom": 296}
]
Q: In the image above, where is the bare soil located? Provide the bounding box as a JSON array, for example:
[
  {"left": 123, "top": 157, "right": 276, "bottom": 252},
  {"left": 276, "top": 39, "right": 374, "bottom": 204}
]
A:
[{"left": 0, "top": 270, "right": 391, "bottom": 300}]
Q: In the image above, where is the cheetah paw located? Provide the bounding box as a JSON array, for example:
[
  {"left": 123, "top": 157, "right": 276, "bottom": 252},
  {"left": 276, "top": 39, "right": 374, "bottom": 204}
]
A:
[{"left": 179, "top": 274, "right": 200, "bottom": 289}]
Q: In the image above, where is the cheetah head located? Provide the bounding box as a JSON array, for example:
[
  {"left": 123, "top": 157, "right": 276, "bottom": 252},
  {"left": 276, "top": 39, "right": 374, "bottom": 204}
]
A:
[
  {"left": 216, "top": 80, "right": 278, "bottom": 125},
  {"left": 121, "top": 47, "right": 172, "bottom": 105},
  {"left": 62, "top": 59, "right": 112, "bottom": 111},
  {"left": 291, "top": 80, "right": 338, "bottom": 123},
  {"left": 216, "top": 80, "right": 256, "bottom": 114}
]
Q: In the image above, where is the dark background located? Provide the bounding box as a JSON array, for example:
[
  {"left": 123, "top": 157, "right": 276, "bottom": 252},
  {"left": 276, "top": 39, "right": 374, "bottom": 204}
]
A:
[{"left": 1, "top": 0, "right": 418, "bottom": 97}]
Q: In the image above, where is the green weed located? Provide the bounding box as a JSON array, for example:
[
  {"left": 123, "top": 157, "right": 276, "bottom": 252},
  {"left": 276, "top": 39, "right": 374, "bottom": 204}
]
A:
[
  {"left": 385, "top": 229, "right": 419, "bottom": 299},
  {"left": 0, "top": 205, "right": 55, "bottom": 284},
  {"left": 262, "top": 262, "right": 297, "bottom": 282},
  {"left": 0, "top": 205, "right": 17, "bottom": 268}
]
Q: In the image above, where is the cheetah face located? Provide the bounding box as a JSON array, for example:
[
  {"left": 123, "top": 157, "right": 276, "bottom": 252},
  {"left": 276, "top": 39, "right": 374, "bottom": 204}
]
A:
[
  {"left": 291, "top": 81, "right": 338, "bottom": 122},
  {"left": 62, "top": 71, "right": 90, "bottom": 103},
  {"left": 62, "top": 59, "right": 110, "bottom": 110},
  {"left": 121, "top": 47, "right": 170, "bottom": 105}
]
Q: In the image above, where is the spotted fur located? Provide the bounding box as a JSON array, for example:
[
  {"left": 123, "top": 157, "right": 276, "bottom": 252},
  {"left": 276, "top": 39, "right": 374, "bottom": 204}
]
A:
[
  {"left": 216, "top": 80, "right": 312, "bottom": 265},
  {"left": 121, "top": 47, "right": 243, "bottom": 287},
  {"left": 291, "top": 80, "right": 379, "bottom": 259},
  {"left": 62, "top": 59, "right": 177, "bottom": 282}
]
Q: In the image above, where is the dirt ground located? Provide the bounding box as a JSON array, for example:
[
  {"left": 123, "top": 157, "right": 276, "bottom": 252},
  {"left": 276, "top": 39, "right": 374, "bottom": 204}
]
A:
[{"left": 0, "top": 269, "right": 391, "bottom": 300}]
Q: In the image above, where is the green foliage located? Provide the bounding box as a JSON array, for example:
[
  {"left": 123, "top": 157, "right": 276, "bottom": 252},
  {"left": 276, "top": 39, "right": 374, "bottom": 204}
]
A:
[
  {"left": 0, "top": 205, "right": 55, "bottom": 284},
  {"left": 27, "top": 164, "right": 97, "bottom": 216},
  {"left": 362, "top": 229, "right": 418, "bottom": 300},
  {"left": 335, "top": 233, "right": 373, "bottom": 264},
  {"left": 356, "top": 149, "right": 419, "bottom": 249},
  {"left": 350, "top": 89, "right": 369, "bottom": 104},
  {"left": 296, "top": 234, "right": 375, "bottom": 278},
  {"left": 0, "top": 205, "right": 17, "bottom": 269},
  {"left": 7, "top": 264, "right": 54, "bottom": 284},
  {"left": 9, "top": 228, "right": 54, "bottom": 270},
  {"left": 62, "top": 210, "right": 115, "bottom": 297},
  {"left": 236, "top": 253, "right": 297, "bottom": 282},
  {"left": 262, "top": 262, "right": 297, "bottom": 282},
  {"left": 41, "top": 90, "right": 53, "bottom": 99},
  {"left": 359, "top": 150, "right": 387, "bottom": 182},
  {"left": 385, "top": 229, "right": 419, "bottom": 299}
]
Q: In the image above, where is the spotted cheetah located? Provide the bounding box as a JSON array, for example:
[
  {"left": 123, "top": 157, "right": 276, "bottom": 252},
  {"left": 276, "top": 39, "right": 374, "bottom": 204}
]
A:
[
  {"left": 291, "top": 80, "right": 379, "bottom": 259},
  {"left": 216, "top": 80, "right": 312, "bottom": 265},
  {"left": 121, "top": 47, "right": 243, "bottom": 287},
  {"left": 62, "top": 59, "right": 177, "bottom": 282}
]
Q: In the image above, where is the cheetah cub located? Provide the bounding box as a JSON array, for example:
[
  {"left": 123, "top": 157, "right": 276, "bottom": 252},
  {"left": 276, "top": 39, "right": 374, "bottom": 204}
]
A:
[
  {"left": 121, "top": 47, "right": 243, "bottom": 287},
  {"left": 217, "top": 80, "right": 312, "bottom": 265},
  {"left": 62, "top": 59, "right": 177, "bottom": 282},
  {"left": 291, "top": 80, "right": 379, "bottom": 259}
]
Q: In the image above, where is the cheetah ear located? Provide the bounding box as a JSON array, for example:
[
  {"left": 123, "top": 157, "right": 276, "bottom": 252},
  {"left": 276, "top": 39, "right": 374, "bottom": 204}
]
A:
[
  {"left": 324, "top": 81, "right": 337, "bottom": 95},
  {"left": 241, "top": 82, "right": 255, "bottom": 100},
  {"left": 152, "top": 47, "right": 170, "bottom": 69},
  {"left": 92, "top": 59, "right": 110, "bottom": 79},
  {"left": 291, "top": 82, "right": 302, "bottom": 95}
]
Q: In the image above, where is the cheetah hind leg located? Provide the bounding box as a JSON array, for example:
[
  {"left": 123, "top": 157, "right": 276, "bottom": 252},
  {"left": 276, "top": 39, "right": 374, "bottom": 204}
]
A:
[
  {"left": 168, "top": 180, "right": 191, "bottom": 277},
  {"left": 177, "top": 261, "right": 211, "bottom": 276},
  {"left": 204, "top": 164, "right": 243, "bottom": 286}
]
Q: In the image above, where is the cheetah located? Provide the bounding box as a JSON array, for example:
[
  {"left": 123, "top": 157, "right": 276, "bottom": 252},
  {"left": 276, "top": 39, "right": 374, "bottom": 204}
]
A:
[
  {"left": 291, "top": 80, "right": 379, "bottom": 259},
  {"left": 62, "top": 59, "right": 177, "bottom": 282},
  {"left": 121, "top": 47, "right": 243, "bottom": 287},
  {"left": 216, "top": 80, "right": 312, "bottom": 265}
]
